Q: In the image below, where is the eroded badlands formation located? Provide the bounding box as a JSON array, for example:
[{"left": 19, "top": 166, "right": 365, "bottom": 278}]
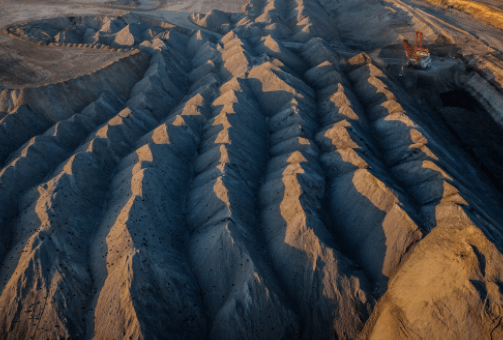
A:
[{"left": 1, "top": 5, "right": 503, "bottom": 340}]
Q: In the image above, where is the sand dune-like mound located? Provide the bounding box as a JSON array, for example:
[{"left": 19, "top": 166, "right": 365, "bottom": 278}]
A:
[{"left": 2, "top": 0, "right": 503, "bottom": 337}]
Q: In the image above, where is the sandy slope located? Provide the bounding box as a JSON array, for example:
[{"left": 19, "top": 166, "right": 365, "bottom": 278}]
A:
[{"left": 0, "top": 0, "right": 503, "bottom": 338}]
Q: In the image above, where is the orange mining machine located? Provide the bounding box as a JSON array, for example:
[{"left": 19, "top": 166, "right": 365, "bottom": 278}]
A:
[{"left": 403, "top": 31, "right": 431, "bottom": 69}]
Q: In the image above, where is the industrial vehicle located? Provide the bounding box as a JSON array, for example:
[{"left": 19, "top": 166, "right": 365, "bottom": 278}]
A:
[{"left": 403, "top": 31, "right": 431, "bottom": 69}]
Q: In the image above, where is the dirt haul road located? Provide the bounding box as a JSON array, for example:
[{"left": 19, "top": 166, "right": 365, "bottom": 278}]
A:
[{"left": 0, "top": 0, "right": 503, "bottom": 339}]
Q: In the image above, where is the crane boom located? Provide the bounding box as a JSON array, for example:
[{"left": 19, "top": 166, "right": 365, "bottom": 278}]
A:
[
  {"left": 414, "top": 31, "right": 428, "bottom": 54},
  {"left": 403, "top": 38, "right": 414, "bottom": 60}
]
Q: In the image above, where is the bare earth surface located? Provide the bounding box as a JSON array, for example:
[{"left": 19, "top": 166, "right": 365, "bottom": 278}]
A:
[{"left": 0, "top": 0, "right": 503, "bottom": 339}]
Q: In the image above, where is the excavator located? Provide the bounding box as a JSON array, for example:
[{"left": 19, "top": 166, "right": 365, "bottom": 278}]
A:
[{"left": 403, "top": 31, "right": 431, "bottom": 70}]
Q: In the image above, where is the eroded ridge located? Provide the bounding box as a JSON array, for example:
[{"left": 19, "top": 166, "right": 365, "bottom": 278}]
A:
[
  {"left": 299, "top": 39, "right": 422, "bottom": 289},
  {"left": 248, "top": 44, "right": 373, "bottom": 339},
  {"left": 236, "top": 0, "right": 337, "bottom": 42},
  {"left": 0, "top": 33, "right": 190, "bottom": 340},
  {"left": 185, "top": 33, "right": 299, "bottom": 339},
  {"left": 87, "top": 32, "right": 214, "bottom": 340},
  {"left": 286, "top": 0, "right": 338, "bottom": 42},
  {"left": 0, "top": 51, "right": 149, "bottom": 167},
  {"left": 343, "top": 55, "right": 503, "bottom": 339},
  {"left": 0, "top": 93, "right": 124, "bottom": 262},
  {"left": 0, "top": 51, "right": 150, "bottom": 260}
]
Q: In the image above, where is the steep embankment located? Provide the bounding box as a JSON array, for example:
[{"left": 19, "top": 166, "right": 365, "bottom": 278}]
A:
[{"left": 0, "top": 92, "right": 123, "bottom": 264}]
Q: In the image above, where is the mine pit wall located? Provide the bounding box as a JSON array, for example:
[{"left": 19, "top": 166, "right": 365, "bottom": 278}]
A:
[
  {"left": 384, "top": 54, "right": 503, "bottom": 133},
  {"left": 382, "top": 54, "right": 503, "bottom": 193},
  {"left": 350, "top": 55, "right": 503, "bottom": 238},
  {"left": 87, "top": 43, "right": 209, "bottom": 340},
  {"left": 0, "top": 50, "right": 150, "bottom": 173},
  {"left": 3, "top": 8, "right": 503, "bottom": 338},
  {"left": 0, "top": 92, "right": 123, "bottom": 266},
  {"left": 461, "top": 72, "right": 503, "bottom": 129},
  {"left": 387, "top": 58, "right": 463, "bottom": 107}
]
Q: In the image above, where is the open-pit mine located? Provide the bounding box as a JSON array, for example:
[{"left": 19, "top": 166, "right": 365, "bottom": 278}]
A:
[{"left": 1, "top": 0, "right": 503, "bottom": 338}]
